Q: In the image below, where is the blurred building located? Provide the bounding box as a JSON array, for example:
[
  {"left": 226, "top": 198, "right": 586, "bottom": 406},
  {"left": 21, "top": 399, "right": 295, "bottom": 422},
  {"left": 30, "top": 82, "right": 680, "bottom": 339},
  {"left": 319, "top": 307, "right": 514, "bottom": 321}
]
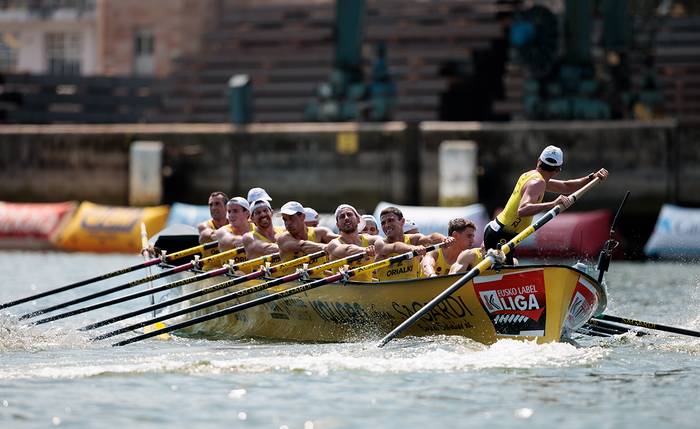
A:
[{"left": 0, "top": 0, "right": 218, "bottom": 76}]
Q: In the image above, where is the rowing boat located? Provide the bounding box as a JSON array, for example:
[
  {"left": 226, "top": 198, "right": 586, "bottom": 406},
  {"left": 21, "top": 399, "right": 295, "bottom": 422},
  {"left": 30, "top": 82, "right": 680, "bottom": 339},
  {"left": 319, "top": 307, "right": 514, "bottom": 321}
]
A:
[{"left": 158, "top": 262, "right": 606, "bottom": 344}]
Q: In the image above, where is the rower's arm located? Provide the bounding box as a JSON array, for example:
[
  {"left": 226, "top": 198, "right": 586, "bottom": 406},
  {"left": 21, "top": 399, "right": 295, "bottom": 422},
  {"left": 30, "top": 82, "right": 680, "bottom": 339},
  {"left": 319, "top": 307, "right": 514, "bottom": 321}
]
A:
[
  {"left": 412, "top": 232, "right": 445, "bottom": 246},
  {"left": 449, "top": 249, "right": 477, "bottom": 274},
  {"left": 517, "top": 179, "right": 560, "bottom": 217},
  {"left": 197, "top": 221, "right": 216, "bottom": 244},
  {"left": 276, "top": 233, "right": 301, "bottom": 255},
  {"left": 215, "top": 227, "right": 240, "bottom": 251},
  {"left": 421, "top": 250, "right": 439, "bottom": 277},
  {"left": 547, "top": 168, "right": 609, "bottom": 194},
  {"left": 243, "top": 233, "right": 279, "bottom": 256}
]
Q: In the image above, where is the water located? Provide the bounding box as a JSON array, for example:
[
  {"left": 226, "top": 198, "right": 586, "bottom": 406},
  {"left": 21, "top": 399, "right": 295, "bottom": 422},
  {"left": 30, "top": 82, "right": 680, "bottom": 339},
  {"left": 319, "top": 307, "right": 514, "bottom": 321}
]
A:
[{"left": 1, "top": 251, "right": 699, "bottom": 428}]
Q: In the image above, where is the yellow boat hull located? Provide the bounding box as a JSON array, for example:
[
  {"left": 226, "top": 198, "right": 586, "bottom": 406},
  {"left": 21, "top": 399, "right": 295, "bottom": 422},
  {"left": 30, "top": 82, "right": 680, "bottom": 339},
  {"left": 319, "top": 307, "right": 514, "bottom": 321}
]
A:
[{"left": 164, "top": 264, "right": 606, "bottom": 344}]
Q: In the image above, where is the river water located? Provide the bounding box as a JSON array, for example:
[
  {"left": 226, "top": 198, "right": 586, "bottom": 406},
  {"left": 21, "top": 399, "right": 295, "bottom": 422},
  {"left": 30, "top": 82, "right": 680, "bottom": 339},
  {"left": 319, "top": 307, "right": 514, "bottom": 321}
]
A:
[{"left": 1, "top": 251, "right": 699, "bottom": 428}]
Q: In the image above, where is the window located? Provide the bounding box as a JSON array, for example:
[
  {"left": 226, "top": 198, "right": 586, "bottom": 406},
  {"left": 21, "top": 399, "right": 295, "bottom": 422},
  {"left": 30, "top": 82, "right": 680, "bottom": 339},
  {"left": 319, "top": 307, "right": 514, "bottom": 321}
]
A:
[
  {"left": 133, "top": 28, "right": 155, "bottom": 75},
  {"left": 45, "top": 32, "right": 81, "bottom": 75},
  {"left": 0, "top": 32, "right": 19, "bottom": 72}
]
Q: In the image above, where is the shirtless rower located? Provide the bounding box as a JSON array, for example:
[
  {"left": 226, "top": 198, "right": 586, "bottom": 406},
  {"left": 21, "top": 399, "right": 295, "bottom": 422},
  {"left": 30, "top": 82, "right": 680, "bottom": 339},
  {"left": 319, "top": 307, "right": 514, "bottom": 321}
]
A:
[
  {"left": 325, "top": 204, "right": 382, "bottom": 282},
  {"left": 214, "top": 197, "right": 253, "bottom": 251},
  {"left": 484, "top": 145, "right": 608, "bottom": 264},
  {"left": 241, "top": 199, "right": 280, "bottom": 260},
  {"left": 422, "top": 218, "right": 476, "bottom": 277},
  {"left": 197, "top": 191, "right": 228, "bottom": 244},
  {"left": 277, "top": 201, "right": 338, "bottom": 263},
  {"left": 374, "top": 207, "right": 446, "bottom": 281}
]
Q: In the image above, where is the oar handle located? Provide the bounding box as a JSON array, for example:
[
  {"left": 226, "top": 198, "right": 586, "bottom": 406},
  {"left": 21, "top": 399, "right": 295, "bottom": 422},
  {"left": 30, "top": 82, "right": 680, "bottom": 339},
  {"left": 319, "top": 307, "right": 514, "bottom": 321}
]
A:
[{"left": 229, "top": 252, "right": 281, "bottom": 272}]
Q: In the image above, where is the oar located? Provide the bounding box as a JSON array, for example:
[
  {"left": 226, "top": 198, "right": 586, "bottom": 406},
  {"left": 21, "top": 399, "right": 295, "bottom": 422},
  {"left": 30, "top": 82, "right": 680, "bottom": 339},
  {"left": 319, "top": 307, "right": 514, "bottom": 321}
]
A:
[
  {"left": 32, "top": 251, "right": 284, "bottom": 325},
  {"left": 18, "top": 246, "right": 245, "bottom": 320},
  {"left": 110, "top": 242, "right": 446, "bottom": 346},
  {"left": 76, "top": 251, "right": 316, "bottom": 331},
  {"left": 592, "top": 314, "right": 700, "bottom": 338},
  {"left": 585, "top": 318, "right": 647, "bottom": 337},
  {"left": 95, "top": 250, "right": 362, "bottom": 341},
  {"left": 0, "top": 241, "right": 220, "bottom": 310},
  {"left": 377, "top": 177, "right": 602, "bottom": 348}
]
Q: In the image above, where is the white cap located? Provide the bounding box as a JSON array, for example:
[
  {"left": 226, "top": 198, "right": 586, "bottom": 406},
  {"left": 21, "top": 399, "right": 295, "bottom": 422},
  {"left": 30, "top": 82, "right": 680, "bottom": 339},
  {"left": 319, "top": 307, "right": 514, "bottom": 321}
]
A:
[
  {"left": 361, "top": 214, "right": 378, "bottom": 226},
  {"left": 334, "top": 204, "right": 366, "bottom": 233},
  {"left": 251, "top": 199, "right": 272, "bottom": 212},
  {"left": 304, "top": 207, "right": 319, "bottom": 222},
  {"left": 539, "top": 145, "right": 564, "bottom": 167},
  {"left": 228, "top": 196, "right": 250, "bottom": 211},
  {"left": 247, "top": 187, "right": 272, "bottom": 204},
  {"left": 403, "top": 219, "right": 418, "bottom": 233},
  {"left": 280, "top": 201, "right": 305, "bottom": 216}
]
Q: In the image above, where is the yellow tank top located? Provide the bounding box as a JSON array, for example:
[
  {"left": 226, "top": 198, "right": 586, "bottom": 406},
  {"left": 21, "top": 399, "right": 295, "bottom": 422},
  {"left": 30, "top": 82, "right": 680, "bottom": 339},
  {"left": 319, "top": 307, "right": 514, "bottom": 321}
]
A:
[
  {"left": 496, "top": 170, "right": 545, "bottom": 233},
  {"left": 472, "top": 247, "right": 483, "bottom": 267},
  {"left": 433, "top": 248, "right": 451, "bottom": 276},
  {"left": 253, "top": 226, "right": 277, "bottom": 243},
  {"left": 375, "top": 235, "right": 422, "bottom": 281},
  {"left": 334, "top": 235, "right": 373, "bottom": 282}
]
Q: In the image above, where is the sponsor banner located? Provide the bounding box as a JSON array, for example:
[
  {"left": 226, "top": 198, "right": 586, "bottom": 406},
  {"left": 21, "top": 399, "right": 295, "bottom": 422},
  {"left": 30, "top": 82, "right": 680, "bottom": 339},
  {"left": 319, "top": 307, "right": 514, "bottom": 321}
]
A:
[
  {"left": 565, "top": 276, "right": 598, "bottom": 331},
  {"left": 473, "top": 268, "right": 547, "bottom": 336},
  {"left": 516, "top": 210, "right": 611, "bottom": 258},
  {"left": 373, "top": 201, "right": 489, "bottom": 244},
  {"left": 645, "top": 204, "right": 700, "bottom": 258},
  {"left": 52, "top": 201, "right": 169, "bottom": 253},
  {"left": 0, "top": 201, "right": 76, "bottom": 249}
]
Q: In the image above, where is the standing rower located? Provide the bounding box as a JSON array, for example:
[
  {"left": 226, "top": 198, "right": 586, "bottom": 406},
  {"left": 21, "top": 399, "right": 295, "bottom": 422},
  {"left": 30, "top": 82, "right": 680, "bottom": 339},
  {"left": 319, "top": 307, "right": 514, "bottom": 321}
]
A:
[
  {"left": 197, "top": 191, "right": 229, "bottom": 244},
  {"left": 484, "top": 145, "right": 608, "bottom": 264}
]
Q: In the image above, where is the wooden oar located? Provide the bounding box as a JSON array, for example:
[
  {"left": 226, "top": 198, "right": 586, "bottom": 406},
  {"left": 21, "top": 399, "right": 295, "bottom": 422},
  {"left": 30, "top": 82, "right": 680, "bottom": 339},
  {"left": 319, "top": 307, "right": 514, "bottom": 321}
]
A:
[
  {"left": 377, "top": 177, "right": 602, "bottom": 348},
  {"left": 18, "top": 246, "right": 245, "bottom": 320},
  {"left": 0, "top": 241, "right": 219, "bottom": 310},
  {"left": 31, "top": 251, "right": 285, "bottom": 325},
  {"left": 110, "top": 242, "right": 446, "bottom": 346},
  {"left": 95, "top": 250, "right": 364, "bottom": 342},
  {"left": 593, "top": 315, "right": 700, "bottom": 338},
  {"left": 78, "top": 251, "right": 321, "bottom": 331}
]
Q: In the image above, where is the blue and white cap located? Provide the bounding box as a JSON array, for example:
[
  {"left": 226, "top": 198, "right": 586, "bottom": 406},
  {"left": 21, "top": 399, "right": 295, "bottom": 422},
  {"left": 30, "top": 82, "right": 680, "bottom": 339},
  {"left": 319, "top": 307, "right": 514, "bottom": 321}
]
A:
[{"left": 539, "top": 145, "right": 564, "bottom": 167}]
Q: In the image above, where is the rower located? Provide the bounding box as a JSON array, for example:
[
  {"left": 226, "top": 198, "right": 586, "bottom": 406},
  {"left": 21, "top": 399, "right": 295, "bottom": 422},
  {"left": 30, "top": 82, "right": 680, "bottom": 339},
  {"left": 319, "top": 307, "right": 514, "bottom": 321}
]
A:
[
  {"left": 360, "top": 214, "right": 380, "bottom": 235},
  {"left": 247, "top": 187, "right": 273, "bottom": 205},
  {"left": 304, "top": 207, "right": 320, "bottom": 227},
  {"left": 197, "top": 191, "right": 229, "bottom": 244},
  {"left": 484, "top": 145, "right": 608, "bottom": 265},
  {"left": 374, "top": 207, "right": 445, "bottom": 281},
  {"left": 422, "top": 218, "right": 475, "bottom": 277},
  {"left": 403, "top": 218, "right": 419, "bottom": 234},
  {"left": 214, "top": 197, "right": 253, "bottom": 252},
  {"left": 241, "top": 199, "right": 280, "bottom": 260},
  {"left": 277, "top": 201, "right": 338, "bottom": 264},
  {"left": 325, "top": 204, "right": 382, "bottom": 282}
]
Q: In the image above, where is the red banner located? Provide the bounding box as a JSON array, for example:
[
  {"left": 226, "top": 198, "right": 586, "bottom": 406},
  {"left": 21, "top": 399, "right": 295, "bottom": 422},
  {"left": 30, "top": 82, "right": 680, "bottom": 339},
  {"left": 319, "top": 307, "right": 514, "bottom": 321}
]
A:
[
  {"left": 0, "top": 201, "right": 76, "bottom": 239},
  {"left": 473, "top": 268, "right": 547, "bottom": 336}
]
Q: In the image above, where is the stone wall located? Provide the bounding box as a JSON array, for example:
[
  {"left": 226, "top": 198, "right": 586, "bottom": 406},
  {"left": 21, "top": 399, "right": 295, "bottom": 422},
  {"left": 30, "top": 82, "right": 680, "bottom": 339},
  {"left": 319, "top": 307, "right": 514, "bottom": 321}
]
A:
[{"left": 0, "top": 119, "right": 690, "bottom": 255}]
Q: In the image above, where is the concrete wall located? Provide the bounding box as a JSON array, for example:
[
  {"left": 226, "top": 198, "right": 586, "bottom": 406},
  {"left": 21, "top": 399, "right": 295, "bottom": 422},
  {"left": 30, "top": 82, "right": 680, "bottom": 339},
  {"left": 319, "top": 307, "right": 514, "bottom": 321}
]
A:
[{"left": 0, "top": 119, "right": 690, "bottom": 255}]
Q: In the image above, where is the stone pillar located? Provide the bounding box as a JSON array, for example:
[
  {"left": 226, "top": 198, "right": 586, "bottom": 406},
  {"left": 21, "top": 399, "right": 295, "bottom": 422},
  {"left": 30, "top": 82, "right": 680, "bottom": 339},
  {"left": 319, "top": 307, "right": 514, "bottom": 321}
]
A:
[{"left": 439, "top": 140, "right": 478, "bottom": 206}]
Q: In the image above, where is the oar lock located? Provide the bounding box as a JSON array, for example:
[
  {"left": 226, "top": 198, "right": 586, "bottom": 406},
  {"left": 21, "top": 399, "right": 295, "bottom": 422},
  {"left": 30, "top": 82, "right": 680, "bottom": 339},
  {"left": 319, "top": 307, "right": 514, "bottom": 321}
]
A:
[
  {"left": 191, "top": 255, "right": 202, "bottom": 270},
  {"left": 486, "top": 248, "right": 506, "bottom": 264},
  {"left": 295, "top": 263, "right": 311, "bottom": 280}
]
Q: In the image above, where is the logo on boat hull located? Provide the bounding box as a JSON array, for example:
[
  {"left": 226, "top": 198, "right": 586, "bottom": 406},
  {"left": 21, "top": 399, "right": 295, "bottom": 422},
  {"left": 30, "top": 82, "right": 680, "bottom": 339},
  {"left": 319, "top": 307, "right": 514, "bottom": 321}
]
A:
[{"left": 474, "top": 269, "right": 547, "bottom": 336}]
